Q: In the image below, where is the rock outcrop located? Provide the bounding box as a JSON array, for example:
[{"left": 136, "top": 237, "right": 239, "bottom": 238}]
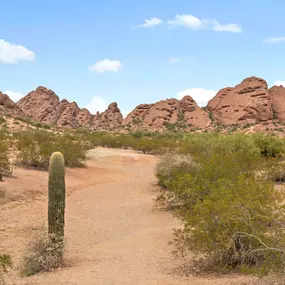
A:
[
  {"left": 207, "top": 77, "right": 273, "bottom": 124},
  {"left": 123, "top": 96, "right": 210, "bottom": 131},
  {"left": 0, "top": 91, "right": 24, "bottom": 116},
  {"left": 4, "top": 76, "right": 285, "bottom": 132},
  {"left": 17, "top": 87, "right": 122, "bottom": 129},
  {"left": 269, "top": 85, "right": 285, "bottom": 121},
  {"left": 17, "top": 86, "right": 60, "bottom": 124},
  {"left": 180, "top": 96, "right": 210, "bottom": 128},
  {"left": 92, "top": 102, "right": 123, "bottom": 130}
]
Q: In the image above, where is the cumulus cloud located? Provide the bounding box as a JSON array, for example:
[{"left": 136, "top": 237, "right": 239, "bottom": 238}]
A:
[
  {"left": 212, "top": 21, "right": 242, "bottom": 33},
  {"left": 89, "top": 59, "right": 122, "bottom": 73},
  {"left": 168, "top": 14, "right": 204, "bottom": 30},
  {"left": 4, "top": 90, "right": 25, "bottom": 102},
  {"left": 178, "top": 88, "right": 217, "bottom": 107},
  {"left": 167, "top": 14, "right": 242, "bottom": 33},
  {"left": 264, "top": 37, "right": 285, "bottom": 44},
  {"left": 273, "top": 81, "right": 285, "bottom": 87},
  {"left": 85, "top": 96, "right": 108, "bottom": 114},
  {"left": 133, "top": 17, "right": 163, "bottom": 29},
  {"left": 0, "top": 39, "right": 35, "bottom": 63}
]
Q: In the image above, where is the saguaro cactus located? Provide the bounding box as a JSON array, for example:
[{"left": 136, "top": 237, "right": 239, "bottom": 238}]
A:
[{"left": 48, "top": 152, "right": 66, "bottom": 240}]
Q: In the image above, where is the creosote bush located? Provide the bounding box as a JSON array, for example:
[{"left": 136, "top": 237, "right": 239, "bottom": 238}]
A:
[
  {"left": 156, "top": 133, "right": 285, "bottom": 274},
  {"left": 15, "top": 131, "right": 86, "bottom": 169},
  {"left": 0, "top": 141, "right": 12, "bottom": 178}
]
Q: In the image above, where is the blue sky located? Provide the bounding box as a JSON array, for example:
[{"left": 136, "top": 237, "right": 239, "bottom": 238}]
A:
[{"left": 1, "top": 0, "right": 285, "bottom": 116}]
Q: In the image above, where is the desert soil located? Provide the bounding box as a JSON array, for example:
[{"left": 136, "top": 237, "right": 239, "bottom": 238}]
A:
[{"left": 0, "top": 147, "right": 258, "bottom": 285}]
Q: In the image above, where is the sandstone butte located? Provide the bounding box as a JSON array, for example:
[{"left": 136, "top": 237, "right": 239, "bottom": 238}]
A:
[{"left": 0, "top": 76, "right": 284, "bottom": 131}]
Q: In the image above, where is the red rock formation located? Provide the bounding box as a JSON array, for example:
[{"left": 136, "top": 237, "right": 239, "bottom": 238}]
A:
[
  {"left": 123, "top": 104, "right": 153, "bottom": 126},
  {"left": 17, "top": 86, "right": 121, "bottom": 129},
  {"left": 181, "top": 96, "right": 211, "bottom": 128},
  {"left": 269, "top": 85, "right": 285, "bottom": 121},
  {"left": 92, "top": 102, "right": 123, "bottom": 130},
  {"left": 0, "top": 91, "right": 24, "bottom": 116},
  {"left": 207, "top": 77, "right": 273, "bottom": 124},
  {"left": 77, "top": 108, "right": 92, "bottom": 126},
  {"left": 55, "top": 100, "right": 80, "bottom": 128},
  {"left": 17, "top": 86, "right": 59, "bottom": 122},
  {"left": 123, "top": 96, "right": 210, "bottom": 130}
]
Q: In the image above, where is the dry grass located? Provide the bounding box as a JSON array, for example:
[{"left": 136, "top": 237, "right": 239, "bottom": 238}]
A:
[{"left": 21, "top": 231, "right": 65, "bottom": 277}]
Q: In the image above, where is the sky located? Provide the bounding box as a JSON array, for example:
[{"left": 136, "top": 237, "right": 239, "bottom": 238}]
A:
[{"left": 1, "top": 0, "right": 285, "bottom": 117}]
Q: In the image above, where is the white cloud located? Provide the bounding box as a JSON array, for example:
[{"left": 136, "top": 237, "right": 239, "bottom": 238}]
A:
[
  {"left": 178, "top": 88, "right": 217, "bottom": 107},
  {"left": 4, "top": 90, "right": 25, "bottom": 102},
  {"left": 168, "top": 15, "right": 204, "bottom": 30},
  {"left": 264, "top": 37, "right": 285, "bottom": 44},
  {"left": 133, "top": 17, "right": 163, "bottom": 28},
  {"left": 89, "top": 59, "right": 122, "bottom": 73},
  {"left": 85, "top": 96, "right": 108, "bottom": 114},
  {"left": 212, "top": 21, "right": 242, "bottom": 33},
  {"left": 167, "top": 14, "right": 242, "bottom": 33},
  {"left": 0, "top": 39, "right": 35, "bottom": 63},
  {"left": 273, "top": 81, "right": 285, "bottom": 87},
  {"left": 168, "top": 57, "right": 182, "bottom": 63}
]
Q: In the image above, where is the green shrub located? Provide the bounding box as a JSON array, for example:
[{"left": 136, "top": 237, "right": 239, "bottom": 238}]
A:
[
  {"left": 156, "top": 134, "right": 285, "bottom": 274},
  {"left": 0, "top": 141, "right": 12, "bottom": 177},
  {"left": 15, "top": 131, "right": 86, "bottom": 169},
  {"left": 252, "top": 133, "right": 285, "bottom": 158},
  {"left": 55, "top": 136, "right": 86, "bottom": 167},
  {"left": 170, "top": 175, "right": 285, "bottom": 274}
]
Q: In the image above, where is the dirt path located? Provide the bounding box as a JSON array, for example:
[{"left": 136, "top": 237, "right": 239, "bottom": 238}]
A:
[{"left": 1, "top": 148, "right": 255, "bottom": 285}]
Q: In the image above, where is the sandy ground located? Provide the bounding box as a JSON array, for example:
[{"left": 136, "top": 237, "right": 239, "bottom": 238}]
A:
[{"left": 0, "top": 147, "right": 259, "bottom": 284}]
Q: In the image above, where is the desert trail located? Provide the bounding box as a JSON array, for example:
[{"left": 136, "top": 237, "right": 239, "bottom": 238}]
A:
[{"left": 1, "top": 147, "right": 257, "bottom": 284}]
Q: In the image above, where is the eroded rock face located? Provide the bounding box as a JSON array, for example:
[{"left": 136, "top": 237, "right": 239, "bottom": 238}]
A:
[
  {"left": 92, "top": 102, "right": 123, "bottom": 130},
  {"left": 207, "top": 77, "right": 273, "bottom": 124},
  {"left": 123, "top": 104, "right": 153, "bottom": 126},
  {"left": 77, "top": 108, "right": 92, "bottom": 126},
  {"left": 181, "top": 96, "right": 211, "bottom": 128},
  {"left": 269, "top": 85, "right": 285, "bottom": 121},
  {"left": 17, "top": 86, "right": 60, "bottom": 123},
  {"left": 0, "top": 91, "right": 24, "bottom": 116},
  {"left": 55, "top": 100, "right": 80, "bottom": 128},
  {"left": 123, "top": 96, "right": 210, "bottom": 130},
  {"left": 17, "top": 86, "right": 122, "bottom": 129}
]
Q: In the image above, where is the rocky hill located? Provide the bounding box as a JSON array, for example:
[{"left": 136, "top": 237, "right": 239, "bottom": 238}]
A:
[
  {"left": 1, "top": 76, "right": 285, "bottom": 132},
  {"left": 16, "top": 86, "right": 121, "bottom": 130},
  {"left": 123, "top": 96, "right": 210, "bottom": 131},
  {"left": 207, "top": 77, "right": 273, "bottom": 125}
]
